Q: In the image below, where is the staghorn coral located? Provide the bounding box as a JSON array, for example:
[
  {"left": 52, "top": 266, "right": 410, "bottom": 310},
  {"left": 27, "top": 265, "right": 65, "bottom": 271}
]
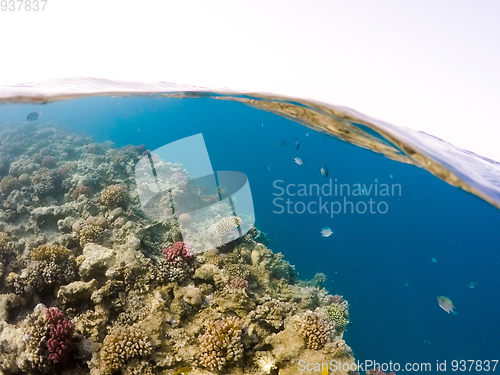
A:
[
  {"left": 101, "top": 184, "right": 129, "bottom": 208},
  {"left": 79, "top": 224, "right": 104, "bottom": 247},
  {"left": 99, "top": 325, "right": 152, "bottom": 374},
  {"left": 295, "top": 310, "right": 335, "bottom": 350},
  {"left": 197, "top": 316, "right": 244, "bottom": 371}
]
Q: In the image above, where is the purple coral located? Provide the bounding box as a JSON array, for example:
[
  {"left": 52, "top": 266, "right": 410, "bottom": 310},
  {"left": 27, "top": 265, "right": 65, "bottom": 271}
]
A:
[
  {"left": 162, "top": 241, "right": 193, "bottom": 264},
  {"left": 71, "top": 185, "right": 91, "bottom": 200},
  {"left": 45, "top": 307, "right": 74, "bottom": 364}
]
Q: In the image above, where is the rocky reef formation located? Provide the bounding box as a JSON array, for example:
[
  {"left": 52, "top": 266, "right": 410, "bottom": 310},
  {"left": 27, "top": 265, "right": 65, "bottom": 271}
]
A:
[{"left": 0, "top": 122, "right": 355, "bottom": 374}]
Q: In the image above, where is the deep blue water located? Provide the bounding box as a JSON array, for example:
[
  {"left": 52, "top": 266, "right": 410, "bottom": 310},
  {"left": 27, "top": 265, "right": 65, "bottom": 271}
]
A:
[{"left": 3, "top": 96, "right": 500, "bottom": 373}]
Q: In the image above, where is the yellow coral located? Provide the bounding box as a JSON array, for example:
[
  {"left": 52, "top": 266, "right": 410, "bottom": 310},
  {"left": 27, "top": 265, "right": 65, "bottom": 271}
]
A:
[
  {"left": 198, "top": 316, "right": 244, "bottom": 371},
  {"left": 30, "top": 244, "right": 72, "bottom": 263},
  {"left": 100, "top": 325, "right": 152, "bottom": 374}
]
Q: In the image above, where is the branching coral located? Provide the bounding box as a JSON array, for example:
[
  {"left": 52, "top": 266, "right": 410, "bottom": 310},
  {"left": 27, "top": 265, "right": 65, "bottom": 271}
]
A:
[
  {"left": 163, "top": 241, "right": 194, "bottom": 264},
  {"left": 30, "top": 244, "right": 72, "bottom": 263},
  {"left": 45, "top": 307, "right": 75, "bottom": 364},
  {"left": 71, "top": 185, "right": 91, "bottom": 200},
  {"left": 249, "top": 301, "right": 296, "bottom": 330},
  {"left": 101, "top": 184, "right": 129, "bottom": 208},
  {"left": 295, "top": 310, "right": 335, "bottom": 350},
  {"left": 79, "top": 224, "right": 104, "bottom": 247},
  {"left": 228, "top": 276, "right": 249, "bottom": 290},
  {"left": 198, "top": 316, "right": 244, "bottom": 371},
  {"left": 32, "top": 167, "right": 59, "bottom": 197},
  {"left": 100, "top": 325, "right": 152, "bottom": 374},
  {"left": 158, "top": 241, "right": 194, "bottom": 283},
  {"left": 216, "top": 216, "right": 243, "bottom": 244},
  {"left": 325, "top": 303, "right": 349, "bottom": 329}
]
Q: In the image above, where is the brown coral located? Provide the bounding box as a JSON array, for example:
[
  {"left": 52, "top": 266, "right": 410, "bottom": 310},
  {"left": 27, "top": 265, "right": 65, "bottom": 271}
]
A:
[
  {"left": 101, "top": 184, "right": 129, "bottom": 208},
  {"left": 198, "top": 316, "right": 244, "bottom": 371},
  {"left": 99, "top": 325, "right": 152, "bottom": 374},
  {"left": 295, "top": 310, "right": 335, "bottom": 350},
  {"left": 79, "top": 224, "right": 104, "bottom": 247}
]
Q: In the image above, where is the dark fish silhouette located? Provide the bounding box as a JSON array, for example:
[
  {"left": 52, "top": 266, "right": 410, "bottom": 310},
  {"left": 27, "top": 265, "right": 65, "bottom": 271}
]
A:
[
  {"left": 293, "top": 138, "right": 300, "bottom": 149},
  {"left": 26, "top": 112, "right": 41, "bottom": 122}
]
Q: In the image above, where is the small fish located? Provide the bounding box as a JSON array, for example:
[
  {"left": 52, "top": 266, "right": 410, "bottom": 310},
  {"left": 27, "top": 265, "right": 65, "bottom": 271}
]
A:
[
  {"left": 26, "top": 112, "right": 41, "bottom": 122},
  {"left": 293, "top": 156, "right": 304, "bottom": 165},
  {"left": 278, "top": 141, "right": 288, "bottom": 148},
  {"left": 466, "top": 280, "right": 479, "bottom": 289},
  {"left": 431, "top": 258, "right": 437, "bottom": 263},
  {"left": 320, "top": 227, "right": 333, "bottom": 237},
  {"left": 320, "top": 164, "right": 329, "bottom": 177},
  {"left": 293, "top": 138, "right": 300, "bottom": 149},
  {"left": 265, "top": 165, "right": 271, "bottom": 172},
  {"left": 437, "top": 296, "right": 458, "bottom": 315}
]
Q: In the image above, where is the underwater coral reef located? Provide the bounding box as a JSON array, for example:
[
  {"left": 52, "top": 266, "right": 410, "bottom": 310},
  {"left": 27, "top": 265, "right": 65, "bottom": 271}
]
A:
[{"left": 0, "top": 123, "right": 355, "bottom": 374}]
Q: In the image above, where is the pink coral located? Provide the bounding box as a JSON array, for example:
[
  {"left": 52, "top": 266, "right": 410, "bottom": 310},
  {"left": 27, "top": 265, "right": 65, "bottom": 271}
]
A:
[
  {"left": 229, "top": 277, "right": 248, "bottom": 289},
  {"left": 162, "top": 241, "right": 193, "bottom": 264},
  {"left": 45, "top": 307, "right": 74, "bottom": 364}
]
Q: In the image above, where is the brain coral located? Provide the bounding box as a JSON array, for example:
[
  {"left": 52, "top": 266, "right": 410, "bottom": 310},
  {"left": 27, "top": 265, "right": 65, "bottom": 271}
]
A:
[
  {"left": 295, "top": 310, "right": 335, "bottom": 350},
  {"left": 99, "top": 325, "right": 152, "bottom": 374},
  {"left": 198, "top": 316, "right": 244, "bottom": 371},
  {"left": 101, "top": 184, "right": 129, "bottom": 208}
]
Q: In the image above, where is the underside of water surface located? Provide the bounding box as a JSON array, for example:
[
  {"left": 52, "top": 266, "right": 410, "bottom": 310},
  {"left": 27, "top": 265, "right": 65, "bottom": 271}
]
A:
[{"left": 0, "top": 79, "right": 498, "bottom": 375}]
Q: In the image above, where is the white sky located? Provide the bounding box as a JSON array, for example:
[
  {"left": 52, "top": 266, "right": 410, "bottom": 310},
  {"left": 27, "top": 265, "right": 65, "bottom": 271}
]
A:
[{"left": 1, "top": 0, "right": 499, "bottom": 162}]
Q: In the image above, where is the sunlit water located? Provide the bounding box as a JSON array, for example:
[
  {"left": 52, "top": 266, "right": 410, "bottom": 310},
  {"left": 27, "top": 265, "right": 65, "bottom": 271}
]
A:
[{"left": 1, "top": 79, "right": 499, "bottom": 374}]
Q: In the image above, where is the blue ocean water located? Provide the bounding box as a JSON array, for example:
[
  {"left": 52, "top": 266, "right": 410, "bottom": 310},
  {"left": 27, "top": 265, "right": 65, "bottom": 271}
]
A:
[{"left": 3, "top": 95, "right": 500, "bottom": 373}]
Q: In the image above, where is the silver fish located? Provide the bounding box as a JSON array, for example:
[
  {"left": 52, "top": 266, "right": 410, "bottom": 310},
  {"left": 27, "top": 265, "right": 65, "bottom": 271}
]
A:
[
  {"left": 437, "top": 296, "right": 457, "bottom": 315},
  {"left": 293, "top": 138, "right": 300, "bottom": 150},
  {"left": 293, "top": 156, "right": 304, "bottom": 165},
  {"left": 320, "top": 165, "right": 329, "bottom": 177},
  {"left": 320, "top": 227, "right": 333, "bottom": 237}
]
